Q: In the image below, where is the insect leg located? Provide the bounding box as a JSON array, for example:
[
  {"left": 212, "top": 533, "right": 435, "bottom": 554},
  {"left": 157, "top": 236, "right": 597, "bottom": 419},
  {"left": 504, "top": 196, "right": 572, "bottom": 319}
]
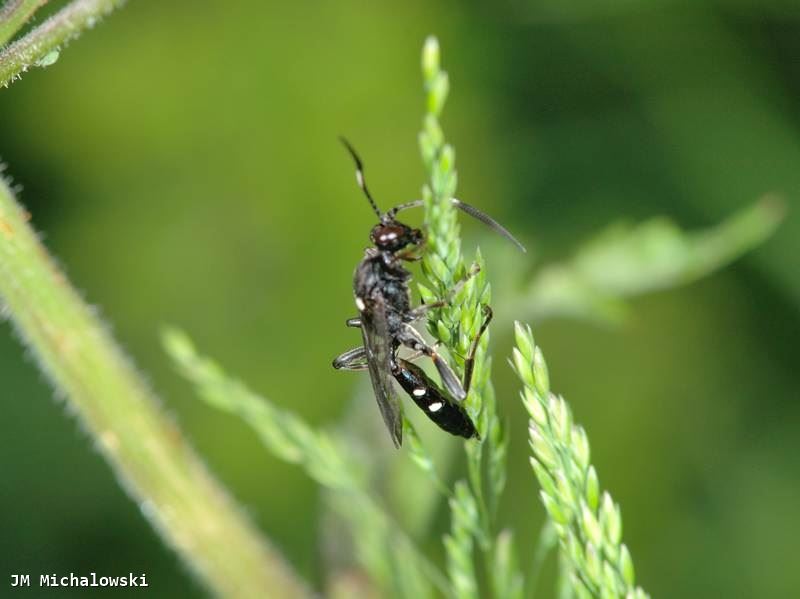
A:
[
  {"left": 406, "top": 272, "right": 492, "bottom": 395},
  {"left": 398, "top": 324, "right": 466, "bottom": 402},
  {"left": 395, "top": 235, "right": 427, "bottom": 262},
  {"left": 406, "top": 301, "right": 446, "bottom": 322},
  {"left": 400, "top": 349, "right": 426, "bottom": 362},
  {"left": 332, "top": 346, "right": 369, "bottom": 370},
  {"left": 462, "top": 305, "right": 493, "bottom": 396},
  {"left": 407, "top": 262, "right": 482, "bottom": 322},
  {"left": 346, "top": 317, "right": 362, "bottom": 328}
]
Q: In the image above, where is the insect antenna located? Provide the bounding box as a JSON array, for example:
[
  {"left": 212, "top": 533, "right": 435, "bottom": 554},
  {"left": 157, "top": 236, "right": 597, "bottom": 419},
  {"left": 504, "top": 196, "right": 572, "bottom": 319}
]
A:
[
  {"left": 389, "top": 198, "right": 526, "bottom": 253},
  {"left": 339, "top": 137, "right": 383, "bottom": 220},
  {"left": 452, "top": 199, "right": 527, "bottom": 253}
]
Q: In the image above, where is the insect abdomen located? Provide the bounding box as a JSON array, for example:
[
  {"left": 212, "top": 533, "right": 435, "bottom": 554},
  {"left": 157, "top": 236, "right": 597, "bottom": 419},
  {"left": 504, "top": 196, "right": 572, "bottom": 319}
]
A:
[{"left": 393, "top": 359, "right": 477, "bottom": 439}]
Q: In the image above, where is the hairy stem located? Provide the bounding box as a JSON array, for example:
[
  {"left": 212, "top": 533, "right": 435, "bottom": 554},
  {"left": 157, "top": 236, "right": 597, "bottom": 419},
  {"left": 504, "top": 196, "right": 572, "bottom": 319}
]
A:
[
  {"left": 0, "top": 176, "right": 312, "bottom": 598},
  {"left": 0, "top": 0, "right": 48, "bottom": 47},
  {"left": 0, "top": 0, "right": 124, "bottom": 87}
]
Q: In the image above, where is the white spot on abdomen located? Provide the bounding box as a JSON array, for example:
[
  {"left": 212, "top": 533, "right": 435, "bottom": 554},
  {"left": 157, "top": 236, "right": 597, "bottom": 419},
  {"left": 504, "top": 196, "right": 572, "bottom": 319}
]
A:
[
  {"left": 429, "top": 401, "right": 444, "bottom": 412},
  {"left": 355, "top": 297, "right": 366, "bottom": 311},
  {"left": 412, "top": 388, "right": 426, "bottom": 397}
]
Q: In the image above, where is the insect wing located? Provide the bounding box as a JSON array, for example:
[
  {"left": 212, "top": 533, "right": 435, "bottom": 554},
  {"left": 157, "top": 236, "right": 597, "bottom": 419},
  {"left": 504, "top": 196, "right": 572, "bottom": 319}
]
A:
[{"left": 360, "top": 298, "right": 403, "bottom": 447}]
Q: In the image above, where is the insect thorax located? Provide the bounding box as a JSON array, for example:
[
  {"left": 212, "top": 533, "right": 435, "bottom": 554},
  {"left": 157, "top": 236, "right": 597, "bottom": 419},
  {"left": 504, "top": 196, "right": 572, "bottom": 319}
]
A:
[{"left": 354, "top": 253, "right": 412, "bottom": 321}]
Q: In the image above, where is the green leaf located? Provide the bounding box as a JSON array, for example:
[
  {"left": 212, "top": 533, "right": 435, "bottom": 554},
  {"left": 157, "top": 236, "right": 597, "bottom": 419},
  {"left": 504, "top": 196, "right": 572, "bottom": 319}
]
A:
[{"left": 520, "top": 197, "right": 784, "bottom": 323}]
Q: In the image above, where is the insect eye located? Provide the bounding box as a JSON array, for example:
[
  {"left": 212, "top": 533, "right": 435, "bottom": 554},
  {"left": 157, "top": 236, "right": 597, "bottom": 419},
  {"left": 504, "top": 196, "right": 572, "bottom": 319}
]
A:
[
  {"left": 380, "top": 227, "right": 401, "bottom": 243},
  {"left": 371, "top": 224, "right": 404, "bottom": 247}
]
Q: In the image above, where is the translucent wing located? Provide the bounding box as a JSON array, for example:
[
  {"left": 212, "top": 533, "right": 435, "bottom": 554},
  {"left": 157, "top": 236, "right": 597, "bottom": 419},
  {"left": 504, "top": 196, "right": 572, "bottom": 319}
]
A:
[{"left": 360, "top": 296, "right": 403, "bottom": 447}]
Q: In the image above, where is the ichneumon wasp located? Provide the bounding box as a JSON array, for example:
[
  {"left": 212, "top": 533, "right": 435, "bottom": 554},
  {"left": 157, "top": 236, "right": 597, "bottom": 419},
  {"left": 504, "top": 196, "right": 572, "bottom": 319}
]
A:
[{"left": 332, "top": 138, "right": 525, "bottom": 447}]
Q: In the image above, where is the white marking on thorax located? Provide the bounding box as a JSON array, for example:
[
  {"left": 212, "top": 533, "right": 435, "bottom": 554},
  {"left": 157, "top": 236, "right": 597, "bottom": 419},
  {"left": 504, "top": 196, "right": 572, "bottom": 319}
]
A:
[{"left": 428, "top": 401, "right": 444, "bottom": 412}]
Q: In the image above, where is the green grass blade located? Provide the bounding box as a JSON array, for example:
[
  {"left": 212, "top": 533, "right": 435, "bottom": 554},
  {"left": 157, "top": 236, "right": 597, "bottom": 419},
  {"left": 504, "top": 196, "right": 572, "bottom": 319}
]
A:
[
  {"left": 163, "top": 327, "right": 449, "bottom": 599},
  {"left": 520, "top": 196, "right": 784, "bottom": 323}
]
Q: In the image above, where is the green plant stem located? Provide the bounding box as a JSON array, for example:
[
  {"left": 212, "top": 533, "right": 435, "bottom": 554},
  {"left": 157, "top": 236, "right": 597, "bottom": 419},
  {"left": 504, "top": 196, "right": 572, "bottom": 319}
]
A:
[
  {"left": 0, "top": 177, "right": 312, "bottom": 598},
  {"left": 418, "top": 36, "right": 486, "bottom": 597},
  {"left": 0, "top": 0, "right": 48, "bottom": 47},
  {"left": 0, "top": 0, "right": 123, "bottom": 87},
  {"left": 419, "top": 35, "right": 519, "bottom": 599},
  {"left": 525, "top": 521, "right": 557, "bottom": 599},
  {"left": 163, "top": 328, "right": 449, "bottom": 599}
]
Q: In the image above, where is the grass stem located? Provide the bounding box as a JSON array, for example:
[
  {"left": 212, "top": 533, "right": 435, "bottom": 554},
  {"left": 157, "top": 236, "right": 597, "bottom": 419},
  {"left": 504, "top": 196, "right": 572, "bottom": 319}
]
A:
[
  {"left": 0, "top": 0, "right": 124, "bottom": 87},
  {"left": 0, "top": 176, "right": 312, "bottom": 598}
]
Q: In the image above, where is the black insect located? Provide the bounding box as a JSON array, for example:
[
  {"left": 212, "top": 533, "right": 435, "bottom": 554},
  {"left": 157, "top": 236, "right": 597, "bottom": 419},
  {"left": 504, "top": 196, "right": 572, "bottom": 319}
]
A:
[{"left": 332, "top": 138, "right": 525, "bottom": 447}]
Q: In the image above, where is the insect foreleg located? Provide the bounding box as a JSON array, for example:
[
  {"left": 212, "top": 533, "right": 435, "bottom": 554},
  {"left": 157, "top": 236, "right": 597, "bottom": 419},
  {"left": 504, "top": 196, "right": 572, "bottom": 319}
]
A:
[{"left": 395, "top": 236, "right": 427, "bottom": 262}]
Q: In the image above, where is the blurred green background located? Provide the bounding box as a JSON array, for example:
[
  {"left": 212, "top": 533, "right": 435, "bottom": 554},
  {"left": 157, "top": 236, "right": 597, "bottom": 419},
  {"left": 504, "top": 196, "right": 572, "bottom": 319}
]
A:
[{"left": 1, "top": 1, "right": 799, "bottom": 597}]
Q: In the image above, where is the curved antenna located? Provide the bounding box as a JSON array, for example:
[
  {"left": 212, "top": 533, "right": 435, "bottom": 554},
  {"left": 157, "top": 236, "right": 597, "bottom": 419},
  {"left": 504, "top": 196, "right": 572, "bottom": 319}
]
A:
[
  {"left": 452, "top": 199, "right": 527, "bottom": 253},
  {"left": 389, "top": 198, "right": 527, "bottom": 253},
  {"left": 385, "top": 199, "right": 424, "bottom": 220},
  {"left": 339, "top": 137, "right": 382, "bottom": 220}
]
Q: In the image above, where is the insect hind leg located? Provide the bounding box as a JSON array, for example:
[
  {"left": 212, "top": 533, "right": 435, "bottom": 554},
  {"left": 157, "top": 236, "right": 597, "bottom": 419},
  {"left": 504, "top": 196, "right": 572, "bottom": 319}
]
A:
[
  {"left": 405, "top": 300, "right": 492, "bottom": 398},
  {"left": 462, "top": 304, "right": 492, "bottom": 396},
  {"left": 397, "top": 325, "right": 466, "bottom": 402}
]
